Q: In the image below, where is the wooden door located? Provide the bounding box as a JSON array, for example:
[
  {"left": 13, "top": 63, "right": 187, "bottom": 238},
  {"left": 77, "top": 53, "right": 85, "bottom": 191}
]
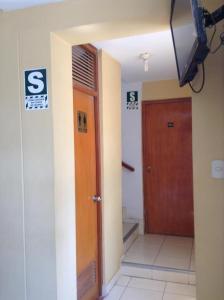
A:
[
  {"left": 74, "top": 89, "right": 101, "bottom": 300},
  {"left": 142, "top": 98, "right": 194, "bottom": 237}
]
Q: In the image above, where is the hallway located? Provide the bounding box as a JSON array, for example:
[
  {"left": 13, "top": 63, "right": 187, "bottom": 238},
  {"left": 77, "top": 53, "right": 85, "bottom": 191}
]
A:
[
  {"left": 123, "top": 234, "right": 195, "bottom": 272},
  {"left": 105, "top": 276, "right": 196, "bottom": 300},
  {"left": 108, "top": 233, "right": 196, "bottom": 299}
]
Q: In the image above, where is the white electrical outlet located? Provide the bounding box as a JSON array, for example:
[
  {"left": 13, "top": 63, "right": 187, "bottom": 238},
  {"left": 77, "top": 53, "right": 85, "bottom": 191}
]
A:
[{"left": 211, "top": 160, "right": 224, "bottom": 179}]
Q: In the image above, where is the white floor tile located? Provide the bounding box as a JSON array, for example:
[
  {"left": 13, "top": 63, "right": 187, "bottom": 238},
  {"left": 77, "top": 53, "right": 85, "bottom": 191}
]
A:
[
  {"left": 160, "top": 239, "right": 193, "bottom": 256},
  {"left": 123, "top": 234, "right": 164, "bottom": 265},
  {"left": 121, "top": 234, "right": 196, "bottom": 289},
  {"left": 120, "top": 287, "right": 163, "bottom": 300},
  {"left": 128, "top": 277, "right": 166, "bottom": 292},
  {"left": 154, "top": 236, "right": 193, "bottom": 270},
  {"left": 165, "top": 283, "right": 196, "bottom": 297},
  {"left": 163, "top": 293, "right": 196, "bottom": 300},
  {"left": 121, "top": 265, "right": 153, "bottom": 279},
  {"left": 116, "top": 275, "right": 130, "bottom": 287},
  {"left": 123, "top": 250, "right": 158, "bottom": 265},
  {"left": 154, "top": 256, "right": 190, "bottom": 270},
  {"left": 165, "top": 236, "right": 193, "bottom": 244},
  {"left": 104, "top": 285, "right": 125, "bottom": 300},
  {"left": 137, "top": 234, "right": 165, "bottom": 246},
  {"left": 153, "top": 270, "right": 189, "bottom": 284}
]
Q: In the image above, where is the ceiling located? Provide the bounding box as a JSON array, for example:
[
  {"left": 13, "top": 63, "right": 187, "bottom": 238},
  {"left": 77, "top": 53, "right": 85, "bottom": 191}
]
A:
[
  {"left": 0, "top": 0, "right": 64, "bottom": 11},
  {"left": 0, "top": 1, "right": 176, "bottom": 83},
  {"left": 94, "top": 30, "right": 177, "bottom": 83}
]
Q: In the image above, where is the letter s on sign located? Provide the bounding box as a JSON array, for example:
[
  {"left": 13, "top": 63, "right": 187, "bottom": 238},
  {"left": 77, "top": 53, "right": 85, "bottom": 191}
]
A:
[
  {"left": 28, "top": 71, "right": 44, "bottom": 94},
  {"left": 130, "top": 92, "right": 136, "bottom": 102}
]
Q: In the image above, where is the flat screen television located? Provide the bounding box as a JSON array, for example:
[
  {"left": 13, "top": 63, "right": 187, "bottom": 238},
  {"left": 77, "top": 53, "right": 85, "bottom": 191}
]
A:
[{"left": 170, "top": 0, "right": 209, "bottom": 87}]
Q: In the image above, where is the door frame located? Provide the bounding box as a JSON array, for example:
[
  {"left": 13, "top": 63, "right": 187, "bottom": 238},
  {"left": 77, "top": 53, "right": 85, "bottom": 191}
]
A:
[
  {"left": 142, "top": 97, "right": 193, "bottom": 234},
  {"left": 73, "top": 44, "right": 103, "bottom": 298}
]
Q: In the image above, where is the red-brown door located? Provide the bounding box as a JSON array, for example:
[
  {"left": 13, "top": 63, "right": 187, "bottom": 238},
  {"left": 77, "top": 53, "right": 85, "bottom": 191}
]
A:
[
  {"left": 142, "top": 98, "right": 194, "bottom": 237},
  {"left": 74, "top": 89, "right": 101, "bottom": 300}
]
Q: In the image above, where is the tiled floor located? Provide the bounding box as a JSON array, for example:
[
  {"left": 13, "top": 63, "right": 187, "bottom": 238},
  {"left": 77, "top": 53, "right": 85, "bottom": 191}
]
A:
[
  {"left": 123, "top": 234, "right": 195, "bottom": 271},
  {"left": 105, "top": 276, "right": 196, "bottom": 300}
]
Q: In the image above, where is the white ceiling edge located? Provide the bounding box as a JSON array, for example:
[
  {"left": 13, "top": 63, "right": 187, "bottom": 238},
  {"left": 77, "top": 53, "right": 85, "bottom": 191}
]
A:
[
  {"left": 0, "top": 0, "right": 64, "bottom": 11},
  {"left": 122, "top": 75, "right": 178, "bottom": 84},
  {"left": 94, "top": 30, "right": 178, "bottom": 83}
]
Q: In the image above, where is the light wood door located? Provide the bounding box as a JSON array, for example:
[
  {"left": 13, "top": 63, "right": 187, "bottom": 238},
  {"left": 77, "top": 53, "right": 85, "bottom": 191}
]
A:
[
  {"left": 74, "top": 89, "right": 100, "bottom": 300},
  {"left": 143, "top": 99, "right": 194, "bottom": 237}
]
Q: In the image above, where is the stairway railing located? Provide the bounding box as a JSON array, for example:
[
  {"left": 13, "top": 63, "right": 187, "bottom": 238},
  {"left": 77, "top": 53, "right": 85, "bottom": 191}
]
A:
[{"left": 122, "top": 161, "right": 135, "bottom": 172}]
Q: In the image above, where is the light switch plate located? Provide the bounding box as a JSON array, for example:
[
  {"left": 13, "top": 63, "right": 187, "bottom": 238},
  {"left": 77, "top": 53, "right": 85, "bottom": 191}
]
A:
[{"left": 211, "top": 160, "right": 224, "bottom": 179}]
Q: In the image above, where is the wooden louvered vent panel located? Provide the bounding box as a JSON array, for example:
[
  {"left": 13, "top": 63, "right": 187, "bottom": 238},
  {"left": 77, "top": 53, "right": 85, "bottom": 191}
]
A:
[{"left": 72, "top": 46, "right": 96, "bottom": 91}]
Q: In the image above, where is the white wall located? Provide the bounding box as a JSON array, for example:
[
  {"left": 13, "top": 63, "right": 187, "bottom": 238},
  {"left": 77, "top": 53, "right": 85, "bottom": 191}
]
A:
[{"left": 122, "top": 82, "right": 144, "bottom": 232}]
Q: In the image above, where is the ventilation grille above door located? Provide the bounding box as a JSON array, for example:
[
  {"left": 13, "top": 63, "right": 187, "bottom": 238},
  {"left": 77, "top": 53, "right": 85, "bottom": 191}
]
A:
[{"left": 72, "top": 45, "right": 97, "bottom": 91}]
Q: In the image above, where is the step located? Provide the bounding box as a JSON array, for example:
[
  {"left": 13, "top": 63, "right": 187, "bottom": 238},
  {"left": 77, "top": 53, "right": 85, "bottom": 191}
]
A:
[
  {"left": 121, "top": 262, "right": 196, "bottom": 285},
  {"left": 123, "top": 222, "right": 139, "bottom": 252}
]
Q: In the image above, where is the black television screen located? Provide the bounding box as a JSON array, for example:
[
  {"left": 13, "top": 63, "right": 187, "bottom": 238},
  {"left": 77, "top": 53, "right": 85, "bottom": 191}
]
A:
[{"left": 170, "top": 0, "right": 209, "bottom": 86}]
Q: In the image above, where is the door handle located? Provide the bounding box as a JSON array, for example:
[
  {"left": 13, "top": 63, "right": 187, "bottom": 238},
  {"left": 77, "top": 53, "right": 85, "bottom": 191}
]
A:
[
  {"left": 92, "top": 195, "right": 102, "bottom": 203},
  {"left": 146, "top": 166, "right": 151, "bottom": 172}
]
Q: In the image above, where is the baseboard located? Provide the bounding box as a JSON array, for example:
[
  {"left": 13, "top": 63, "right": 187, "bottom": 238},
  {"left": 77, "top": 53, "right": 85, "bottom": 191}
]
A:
[
  {"left": 101, "top": 269, "right": 121, "bottom": 297},
  {"left": 123, "top": 218, "right": 144, "bottom": 235},
  {"left": 124, "top": 227, "right": 138, "bottom": 253}
]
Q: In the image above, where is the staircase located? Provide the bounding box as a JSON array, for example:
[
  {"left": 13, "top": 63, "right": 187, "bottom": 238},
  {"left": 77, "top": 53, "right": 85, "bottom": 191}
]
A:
[{"left": 123, "top": 221, "right": 139, "bottom": 252}]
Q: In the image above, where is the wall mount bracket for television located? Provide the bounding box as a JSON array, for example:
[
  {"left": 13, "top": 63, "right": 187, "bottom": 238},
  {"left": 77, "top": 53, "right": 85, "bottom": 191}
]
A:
[{"left": 204, "top": 5, "right": 224, "bottom": 27}]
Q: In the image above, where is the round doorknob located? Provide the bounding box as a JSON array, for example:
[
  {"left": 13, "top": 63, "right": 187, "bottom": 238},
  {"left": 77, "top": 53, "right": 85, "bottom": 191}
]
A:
[{"left": 92, "top": 195, "right": 102, "bottom": 202}]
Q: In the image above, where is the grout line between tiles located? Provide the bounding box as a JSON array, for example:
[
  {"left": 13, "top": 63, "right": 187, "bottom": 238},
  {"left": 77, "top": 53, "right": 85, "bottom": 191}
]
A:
[
  {"left": 118, "top": 284, "right": 128, "bottom": 300},
  {"left": 122, "top": 259, "right": 196, "bottom": 273},
  {"left": 126, "top": 276, "right": 132, "bottom": 287},
  {"left": 188, "top": 238, "right": 195, "bottom": 271},
  {"left": 152, "top": 235, "right": 167, "bottom": 265},
  {"left": 162, "top": 281, "right": 167, "bottom": 300}
]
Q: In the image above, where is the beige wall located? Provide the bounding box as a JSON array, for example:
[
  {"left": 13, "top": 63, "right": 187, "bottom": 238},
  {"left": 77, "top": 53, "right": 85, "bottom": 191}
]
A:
[
  {"left": 18, "top": 30, "right": 57, "bottom": 300},
  {"left": 0, "top": 16, "right": 26, "bottom": 300},
  {"left": 142, "top": 2, "right": 224, "bottom": 297},
  {"left": 99, "top": 51, "right": 123, "bottom": 287},
  {"left": 1, "top": 1, "right": 159, "bottom": 298},
  {"left": 192, "top": 1, "right": 224, "bottom": 299},
  {"left": 0, "top": 0, "right": 224, "bottom": 299},
  {"left": 3, "top": 0, "right": 170, "bottom": 34},
  {"left": 51, "top": 33, "right": 76, "bottom": 300},
  {"left": 142, "top": 79, "right": 191, "bottom": 100}
]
